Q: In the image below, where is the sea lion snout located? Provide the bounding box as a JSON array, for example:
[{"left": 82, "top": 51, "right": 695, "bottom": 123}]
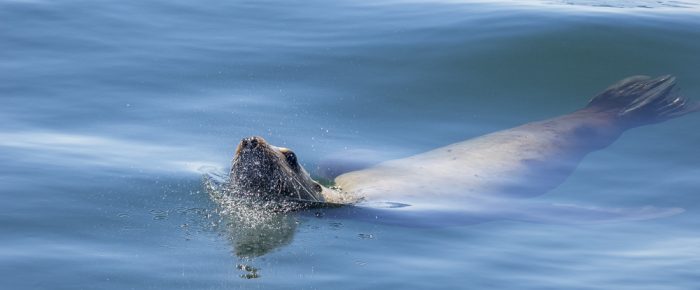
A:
[
  {"left": 240, "top": 136, "right": 266, "bottom": 149},
  {"left": 236, "top": 136, "right": 270, "bottom": 156}
]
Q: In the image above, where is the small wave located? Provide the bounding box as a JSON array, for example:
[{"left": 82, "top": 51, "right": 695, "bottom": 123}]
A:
[
  {"left": 552, "top": 0, "right": 696, "bottom": 9},
  {"left": 411, "top": 0, "right": 700, "bottom": 13},
  {"left": 0, "top": 131, "right": 222, "bottom": 174}
]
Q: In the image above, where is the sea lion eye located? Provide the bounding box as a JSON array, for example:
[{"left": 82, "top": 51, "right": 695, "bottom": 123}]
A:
[{"left": 282, "top": 151, "right": 299, "bottom": 170}]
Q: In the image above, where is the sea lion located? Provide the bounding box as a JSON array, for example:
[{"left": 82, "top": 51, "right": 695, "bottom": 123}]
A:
[{"left": 225, "top": 75, "right": 698, "bottom": 225}]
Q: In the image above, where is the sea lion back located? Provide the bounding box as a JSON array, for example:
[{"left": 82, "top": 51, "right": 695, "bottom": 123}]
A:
[{"left": 335, "top": 75, "right": 699, "bottom": 207}]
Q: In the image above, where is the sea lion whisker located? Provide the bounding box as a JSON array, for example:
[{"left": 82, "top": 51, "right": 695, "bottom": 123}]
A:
[{"left": 290, "top": 173, "right": 319, "bottom": 202}]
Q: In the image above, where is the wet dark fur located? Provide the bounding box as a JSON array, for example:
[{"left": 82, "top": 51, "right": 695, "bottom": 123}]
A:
[{"left": 229, "top": 136, "right": 325, "bottom": 204}]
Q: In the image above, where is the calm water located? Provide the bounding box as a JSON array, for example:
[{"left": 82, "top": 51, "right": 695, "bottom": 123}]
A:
[{"left": 2, "top": 0, "right": 700, "bottom": 289}]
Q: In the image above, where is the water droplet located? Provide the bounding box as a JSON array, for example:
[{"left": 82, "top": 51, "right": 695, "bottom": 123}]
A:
[
  {"left": 149, "top": 209, "right": 168, "bottom": 220},
  {"left": 354, "top": 260, "right": 367, "bottom": 266},
  {"left": 358, "top": 233, "right": 375, "bottom": 240}
]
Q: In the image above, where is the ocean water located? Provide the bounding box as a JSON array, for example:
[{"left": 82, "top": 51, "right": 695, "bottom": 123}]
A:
[{"left": 2, "top": 0, "right": 700, "bottom": 289}]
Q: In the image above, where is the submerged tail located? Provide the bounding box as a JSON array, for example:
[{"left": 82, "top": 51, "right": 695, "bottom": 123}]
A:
[{"left": 587, "top": 75, "right": 699, "bottom": 126}]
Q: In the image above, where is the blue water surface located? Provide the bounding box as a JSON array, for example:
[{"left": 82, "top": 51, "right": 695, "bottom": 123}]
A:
[{"left": 1, "top": 0, "right": 700, "bottom": 289}]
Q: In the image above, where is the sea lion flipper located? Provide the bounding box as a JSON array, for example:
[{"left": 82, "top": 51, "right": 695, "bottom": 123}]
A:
[{"left": 587, "top": 75, "right": 699, "bottom": 126}]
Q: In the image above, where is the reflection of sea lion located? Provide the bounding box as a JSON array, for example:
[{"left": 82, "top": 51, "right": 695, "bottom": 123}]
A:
[
  {"left": 222, "top": 207, "right": 297, "bottom": 259},
  {"left": 227, "top": 75, "right": 698, "bottom": 225},
  {"left": 205, "top": 173, "right": 299, "bottom": 259}
]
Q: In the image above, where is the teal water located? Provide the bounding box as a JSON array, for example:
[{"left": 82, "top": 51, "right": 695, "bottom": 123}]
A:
[{"left": 2, "top": 0, "right": 700, "bottom": 289}]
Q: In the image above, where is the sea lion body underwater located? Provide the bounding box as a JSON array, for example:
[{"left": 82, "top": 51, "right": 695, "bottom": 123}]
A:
[{"left": 227, "top": 75, "right": 698, "bottom": 226}]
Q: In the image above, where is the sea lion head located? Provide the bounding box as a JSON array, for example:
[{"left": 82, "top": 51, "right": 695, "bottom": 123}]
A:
[{"left": 229, "top": 136, "right": 325, "bottom": 205}]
